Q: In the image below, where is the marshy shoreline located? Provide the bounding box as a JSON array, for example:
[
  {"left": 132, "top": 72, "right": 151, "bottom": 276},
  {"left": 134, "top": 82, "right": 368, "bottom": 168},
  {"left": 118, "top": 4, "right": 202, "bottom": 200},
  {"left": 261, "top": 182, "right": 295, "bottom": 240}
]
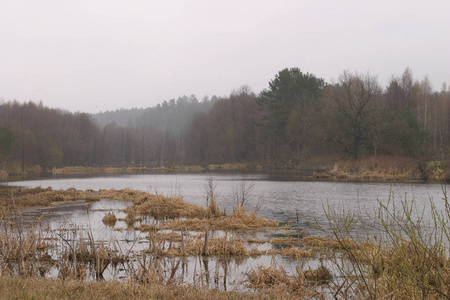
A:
[
  {"left": 1, "top": 183, "right": 449, "bottom": 299},
  {"left": 0, "top": 154, "right": 437, "bottom": 185}
]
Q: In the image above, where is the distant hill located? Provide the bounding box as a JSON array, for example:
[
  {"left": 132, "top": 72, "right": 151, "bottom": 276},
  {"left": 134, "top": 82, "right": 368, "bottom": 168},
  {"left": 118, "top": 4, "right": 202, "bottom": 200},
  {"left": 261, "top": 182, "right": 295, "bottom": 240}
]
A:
[{"left": 91, "top": 95, "right": 220, "bottom": 134}]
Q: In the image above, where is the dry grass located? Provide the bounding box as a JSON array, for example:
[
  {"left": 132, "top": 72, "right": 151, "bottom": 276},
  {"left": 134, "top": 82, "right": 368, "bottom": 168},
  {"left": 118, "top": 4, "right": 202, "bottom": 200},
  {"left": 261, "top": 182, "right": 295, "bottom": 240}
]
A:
[
  {"left": 158, "top": 206, "right": 277, "bottom": 232},
  {"left": 207, "top": 163, "right": 248, "bottom": 170},
  {"left": 304, "top": 266, "right": 332, "bottom": 282},
  {"left": 247, "top": 247, "right": 315, "bottom": 259},
  {"left": 0, "top": 187, "right": 94, "bottom": 211},
  {"left": 0, "top": 170, "right": 8, "bottom": 181},
  {"left": 0, "top": 276, "right": 253, "bottom": 300},
  {"left": 0, "top": 225, "right": 55, "bottom": 277},
  {"left": 246, "top": 260, "right": 328, "bottom": 298},
  {"left": 318, "top": 156, "right": 417, "bottom": 181},
  {"left": 0, "top": 188, "right": 216, "bottom": 220},
  {"left": 247, "top": 237, "right": 266, "bottom": 244},
  {"left": 102, "top": 212, "right": 117, "bottom": 227},
  {"left": 52, "top": 166, "right": 150, "bottom": 174},
  {"left": 213, "top": 206, "right": 278, "bottom": 231},
  {"left": 151, "top": 165, "right": 205, "bottom": 172},
  {"left": 269, "top": 237, "right": 297, "bottom": 244},
  {"left": 125, "top": 194, "right": 209, "bottom": 221},
  {"left": 146, "top": 232, "right": 182, "bottom": 243}
]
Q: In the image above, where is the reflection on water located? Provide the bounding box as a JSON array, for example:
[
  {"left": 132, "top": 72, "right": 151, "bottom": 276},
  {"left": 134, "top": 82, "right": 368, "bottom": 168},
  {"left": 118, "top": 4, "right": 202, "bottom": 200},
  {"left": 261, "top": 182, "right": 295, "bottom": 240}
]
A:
[
  {"left": 2, "top": 172, "right": 445, "bottom": 236},
  {"left": 2, "top": 173, "right": 444, "bottom": 294},
  {"left": 4, "top": 198, "right": 320, "bottom": 291}
]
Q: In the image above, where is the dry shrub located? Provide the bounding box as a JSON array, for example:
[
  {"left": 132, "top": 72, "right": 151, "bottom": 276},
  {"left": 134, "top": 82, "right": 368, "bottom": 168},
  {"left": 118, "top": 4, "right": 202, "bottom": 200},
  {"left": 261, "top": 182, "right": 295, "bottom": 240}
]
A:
[
  {"left": 102, "top": 212, "right": 117, "bottom": 227},
  {"left": 207, "top": 198, "right": 223, "bottom": 218},
  {"left": 367, "top": 240, "right": 450, "bottom": 298}
]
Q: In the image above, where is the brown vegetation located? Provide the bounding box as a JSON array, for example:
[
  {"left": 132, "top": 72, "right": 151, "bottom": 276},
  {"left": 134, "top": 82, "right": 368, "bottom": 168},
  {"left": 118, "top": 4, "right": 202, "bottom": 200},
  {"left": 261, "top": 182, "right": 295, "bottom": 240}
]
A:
[
  {"left": 316, "top": 155, "right": 418, "bottom": 182},
  {"left": 246, "top": 260, "right": 329, "bottom": 298},
  {"left": 2, "top": 185, "right": 450, "bottom": 299},
  {"left": 0, "top": 276, "right": 252, "bottom": 300},
  {"left": 102, "top": 212, "right": 117, "bottom": 227}
]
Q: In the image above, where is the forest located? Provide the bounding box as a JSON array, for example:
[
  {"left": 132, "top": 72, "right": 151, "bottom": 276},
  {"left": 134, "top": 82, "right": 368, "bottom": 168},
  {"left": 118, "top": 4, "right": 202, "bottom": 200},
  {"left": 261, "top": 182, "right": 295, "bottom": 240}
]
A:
[{"left": 1, "top": 67, "right": 449, "bottom": 174}]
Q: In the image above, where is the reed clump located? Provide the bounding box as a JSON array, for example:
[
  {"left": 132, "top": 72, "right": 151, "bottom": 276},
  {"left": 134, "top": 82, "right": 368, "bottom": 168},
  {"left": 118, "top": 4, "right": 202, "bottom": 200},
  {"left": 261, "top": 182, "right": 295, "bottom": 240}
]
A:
[
  {"left": 158, "top": 206, "right": 277, "bottom": 232},
  {"left": 304, "top": 266, "right": 332, "bottom": 282},
  {"left": 125, "top": 194, "right": 208, "bottom": 220},
  {"left": 102, "top": 212, "right": 117, "bottom": 227},
  {"left": 246, "top": 260, "right": 328, "bottom": 298},
  {"left": 156, "top": 233, "right": 248, "bottom": 257},
  {"left": 0, "top": 223, "right": 56, "bottom": 278}
]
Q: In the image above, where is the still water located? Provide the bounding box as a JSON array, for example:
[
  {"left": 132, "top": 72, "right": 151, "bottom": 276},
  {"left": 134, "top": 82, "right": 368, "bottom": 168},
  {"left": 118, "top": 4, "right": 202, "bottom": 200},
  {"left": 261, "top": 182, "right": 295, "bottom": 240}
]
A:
[
  {"left": 2, "top": 172, "right": 445, "bottom": 236},
  {"left": 1, "top": 172, "right": 447, "bottom": 292}
]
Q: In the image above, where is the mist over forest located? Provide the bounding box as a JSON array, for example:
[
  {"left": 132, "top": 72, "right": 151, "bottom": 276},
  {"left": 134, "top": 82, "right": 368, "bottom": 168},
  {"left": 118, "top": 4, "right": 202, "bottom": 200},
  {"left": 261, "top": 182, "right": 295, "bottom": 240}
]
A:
[{"left": 1, "top": 67, "right": 450, "bottom": 173}]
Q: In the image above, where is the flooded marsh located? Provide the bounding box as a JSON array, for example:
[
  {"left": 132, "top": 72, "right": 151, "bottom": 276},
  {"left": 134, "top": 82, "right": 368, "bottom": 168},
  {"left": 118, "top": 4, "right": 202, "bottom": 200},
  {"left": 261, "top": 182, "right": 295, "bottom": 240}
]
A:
[{"left": 1, "top": 173, "right": 449, "bottom": 298}]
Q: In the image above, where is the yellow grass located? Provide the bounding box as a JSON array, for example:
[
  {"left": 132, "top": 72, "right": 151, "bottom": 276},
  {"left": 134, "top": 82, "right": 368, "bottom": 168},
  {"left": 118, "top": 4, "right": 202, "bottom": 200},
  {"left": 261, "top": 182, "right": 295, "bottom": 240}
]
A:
[
  {"left": 159, "top": 206, "right": 278, "bottom": 232},
  {"left": 207, "top": 163, "right": 247, "bottom": 170},
  {"left": 246, "top": 262, "right": 328, "bottom": 298},
  {"left": 102, "top": 212, "right": 117, "bottom": 227},
  {"left": 52, "top": 166, "right": 150, "bottom": 174},
  {"left": 317, "top": 156, "right": 417, "bottom": 182},
  {"left": 0, "top": 276, "right": 253, "bottom": 300},
  {"left": 269, "top": 237, "right": 297, "bottom": 244}
]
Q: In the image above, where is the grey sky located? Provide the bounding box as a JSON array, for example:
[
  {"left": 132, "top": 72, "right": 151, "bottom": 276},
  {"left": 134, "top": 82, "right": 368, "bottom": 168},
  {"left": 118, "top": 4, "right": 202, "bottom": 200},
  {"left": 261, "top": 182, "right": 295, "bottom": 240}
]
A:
[{"left": 1, "top": 0, "right": 449, "bottom": 113}]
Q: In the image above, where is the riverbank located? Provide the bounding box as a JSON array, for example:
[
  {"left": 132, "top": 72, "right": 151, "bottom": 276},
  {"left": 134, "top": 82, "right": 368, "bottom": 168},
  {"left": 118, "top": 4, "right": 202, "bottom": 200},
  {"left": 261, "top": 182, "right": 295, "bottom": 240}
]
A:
[{"left": 0, "top": 155, "right": 429, "bottom": 183}]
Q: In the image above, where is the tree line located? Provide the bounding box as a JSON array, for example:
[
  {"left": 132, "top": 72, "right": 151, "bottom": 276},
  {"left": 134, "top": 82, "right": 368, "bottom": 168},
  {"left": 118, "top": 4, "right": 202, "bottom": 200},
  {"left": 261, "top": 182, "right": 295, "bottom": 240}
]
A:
[{"left": 0, "top": 67, "right": 449, "bottom": 172}]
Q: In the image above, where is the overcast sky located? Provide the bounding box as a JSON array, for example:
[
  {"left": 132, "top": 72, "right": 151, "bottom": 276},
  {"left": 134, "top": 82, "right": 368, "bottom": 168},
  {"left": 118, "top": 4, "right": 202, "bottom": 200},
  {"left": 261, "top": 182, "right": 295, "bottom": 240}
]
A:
[{"left": 1, "top": 0, "right": 449, "bottom": 113}]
